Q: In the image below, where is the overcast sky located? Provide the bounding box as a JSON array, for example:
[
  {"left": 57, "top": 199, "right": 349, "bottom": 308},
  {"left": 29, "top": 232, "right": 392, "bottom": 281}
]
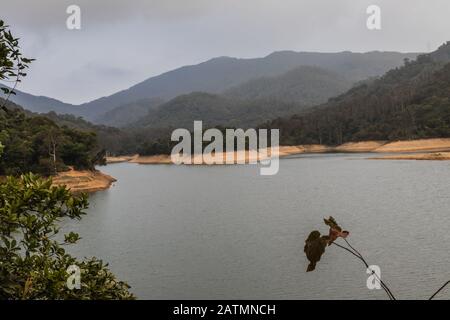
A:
[{"left": 1, "top": 0, "right": 449, "bottom": 104}]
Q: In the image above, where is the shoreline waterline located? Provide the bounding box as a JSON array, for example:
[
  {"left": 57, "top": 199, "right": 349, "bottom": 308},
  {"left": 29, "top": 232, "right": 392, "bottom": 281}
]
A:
[{"left": 107, "top": 138, "right": 450, "bottom": 165}]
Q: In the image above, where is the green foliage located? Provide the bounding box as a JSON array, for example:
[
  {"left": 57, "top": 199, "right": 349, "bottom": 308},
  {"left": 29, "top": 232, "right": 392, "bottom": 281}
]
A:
[
  {"left": 43, "top": 111, "right": 139, "bottom": 156},
  {"left": 0, "top": 174, "right": 135, "bottom": 299},
  {"left": 137, "top": 139, "right": 174, "bottom": 156},
  {"left": 1, "top": 20, "right": 103, "bottom": 175},
  {"left": 0, "top": 19, "right": 34, "bottom": 105},
  {"left": 0, "top": 107, "right": 102, "bottom": 175}
]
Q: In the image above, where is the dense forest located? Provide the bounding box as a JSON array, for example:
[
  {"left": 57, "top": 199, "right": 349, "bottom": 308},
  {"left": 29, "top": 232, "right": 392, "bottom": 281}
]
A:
[
  {"left": 261, "top": 42, "right": 450, "bottom": 146},
  {"left": 224, "top": 65, "right": 352, "bottom": 104},
  {"left": 131, "top": 92, "right": 309, "bottom": 129},
  {"left": 0, "top": 98, "right": 178, "bottom": 160},
  {"left": 40, "top": 110, "right": 181, "bottom": 156},
  {"left": 0, "top": 101, "right": 104, "bottom": 175}
]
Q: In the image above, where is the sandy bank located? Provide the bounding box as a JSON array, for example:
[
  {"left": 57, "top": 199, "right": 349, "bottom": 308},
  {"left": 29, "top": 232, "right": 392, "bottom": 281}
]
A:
[
  {"left": 278, "top": 145, "right": 330, "bottom": 156},
  {"left": 129, "top": 150, "right": 269, "bottom": 165},
  {"left": 52, "top": 168, "right": 116, "bottom": 193},
  {"left": 370, "top": 152, "right": 450, "bottom": 161},
  {"left": 334, "top": 141, "right": 387, "bottom": 152},
  {"left": 129, "top": 154, "right": 173, "bottom": 164},
  {"left": 278, "top": 139, "right": 450, "bottom": 154},
  {"left": 127, "top": 146, "right": 331, "bottom": 165},
  {"left": 373, "top": 138, "right": 450, "bottom": 153},
  {"left": 278, "top": 139, "right": 450, "bottom": 158},
  {"left": 112, "top": 138, "right": 450, "bottom": 164},
  {"left": 106, "top": 155, "right": 138, "bottom": 164}
]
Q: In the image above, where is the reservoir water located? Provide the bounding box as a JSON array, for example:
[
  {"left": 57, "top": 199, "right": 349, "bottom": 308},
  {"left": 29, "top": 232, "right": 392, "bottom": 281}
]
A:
[{"left": 63, "top": 153, "right": 450, "bottom": 299}]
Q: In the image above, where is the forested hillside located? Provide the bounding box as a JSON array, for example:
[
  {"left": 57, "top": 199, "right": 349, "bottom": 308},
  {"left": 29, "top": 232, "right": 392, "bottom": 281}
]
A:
[
  {"left": 262, "top": 42, "right": 450, "bottom": 146},
  {"left": 224, "top": 66, "right": 352, "bottom": 104},
  {"left": 42, "top": 112, "right": 134, "bottom": 155},
  {"left": 0, "top": 101, "right": 103, "bottom": 175},
  {"left": 131, "top": 92, "right": 309, "bottom": 129},
  {"left": 94, "top": 98, "right": 164, "bottom": 127},
  {"left": 0, "top": 98, "right": 176, "bottom": 160}
]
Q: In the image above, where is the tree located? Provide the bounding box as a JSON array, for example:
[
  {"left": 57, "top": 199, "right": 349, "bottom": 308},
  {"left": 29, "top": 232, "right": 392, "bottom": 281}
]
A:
[
  {"left": 0, "top": 174, "right": 135, "bottom": 299},
  {"left": 0, "top": 108, "right": 101, "bottom": 175},
  {"left": 304, "top": 217, "right": 450, "bottom": 300},
  {"left": 0, "top": 21, "right": 132, "bottom": 299},
  {"left": 44, "top": 127, "right": 61, "bottom": 175},
  {"left": 0, "top": 19, "right": 34, "bottom": 108}
]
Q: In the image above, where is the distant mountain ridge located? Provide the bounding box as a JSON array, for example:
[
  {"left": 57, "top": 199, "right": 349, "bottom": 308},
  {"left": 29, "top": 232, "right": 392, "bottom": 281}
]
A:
[
  {"left": 264, "top": 42, "right": 450, "bottom": 145},
  {"left": 129, "top": 65, "right": 355, "bottom": 129},
  {"left": 2, "top": 89, "right": 78, "bottom": 115},
  {"left": 4, "top": 50, "right": 419, "bottom": 124}
]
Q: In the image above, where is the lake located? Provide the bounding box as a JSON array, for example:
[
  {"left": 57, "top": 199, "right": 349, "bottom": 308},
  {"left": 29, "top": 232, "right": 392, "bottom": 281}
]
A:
[{"left": 63, "top": 153, "right": 450, "bottom": 299}]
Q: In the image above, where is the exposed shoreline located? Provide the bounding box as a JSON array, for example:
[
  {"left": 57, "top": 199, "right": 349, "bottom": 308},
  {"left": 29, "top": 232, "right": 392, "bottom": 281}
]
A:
[
  {"left": 107, "top": 138, "right": 450, "bottom": 165},
  {"left": 370, "top": 152, "right": 450, "bottom": 161},
  {"left": 47, "top": 138, "right": 450, "bottom": 193},
  {"left": 51, "top": 168, "right": 116, "bottom": 193}
]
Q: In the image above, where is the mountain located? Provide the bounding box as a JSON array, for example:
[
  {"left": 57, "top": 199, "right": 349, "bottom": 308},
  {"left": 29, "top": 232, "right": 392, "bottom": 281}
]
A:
[
  {"left": 131, "top": 92, "right": 308, "bottom": 129},
  {"left": 94, "top": 98, "right": 164, "bottom": 127},
  {"left": 130, "top": 65, "right": 355, "bottom": 130},
  {"left": 2, "top": 88, "right": 82, "bottom": 115},
  {"left": 79, "top": 51, "right": 419, "bottom": 120},
  {"left": 5, "top": 50, "right": 419, "bottom": 122},
  {"left": 224, "top": 66, "right": 353, "bottom": 104},
  {"left": 262, "top": 42, "right": 450, "bottom": 146}
]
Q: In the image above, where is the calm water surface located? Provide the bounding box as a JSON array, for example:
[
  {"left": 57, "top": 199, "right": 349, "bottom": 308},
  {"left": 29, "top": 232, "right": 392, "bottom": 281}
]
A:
[{"left": 63, "top": 154, "right": 450, "bottom": 299}]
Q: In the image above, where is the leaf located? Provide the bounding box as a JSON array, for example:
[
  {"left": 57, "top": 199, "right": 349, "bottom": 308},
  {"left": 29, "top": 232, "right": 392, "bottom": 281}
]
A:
[
  {"left": 323, "top": 216, "right": 349, "bottom": 245},
  {"left": 324, "top": 216, "right": 338, "bottom": 228},
  {"left": 304, "top": 231, "right": 328, "bottom": 272}
]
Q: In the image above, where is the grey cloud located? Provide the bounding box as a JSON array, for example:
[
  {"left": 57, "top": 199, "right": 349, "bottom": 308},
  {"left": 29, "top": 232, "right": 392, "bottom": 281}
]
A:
[
  {"left": 1, "top": 0, "right": 216, "bottom": 29},
  {"left": 1, "top": 0, "right": 450, "bottom": 103}
]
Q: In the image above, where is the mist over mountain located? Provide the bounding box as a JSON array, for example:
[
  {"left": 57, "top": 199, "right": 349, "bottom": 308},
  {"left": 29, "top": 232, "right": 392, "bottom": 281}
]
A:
[{"left": 4, "top": 50, "right": 419, "bottom": 124}]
